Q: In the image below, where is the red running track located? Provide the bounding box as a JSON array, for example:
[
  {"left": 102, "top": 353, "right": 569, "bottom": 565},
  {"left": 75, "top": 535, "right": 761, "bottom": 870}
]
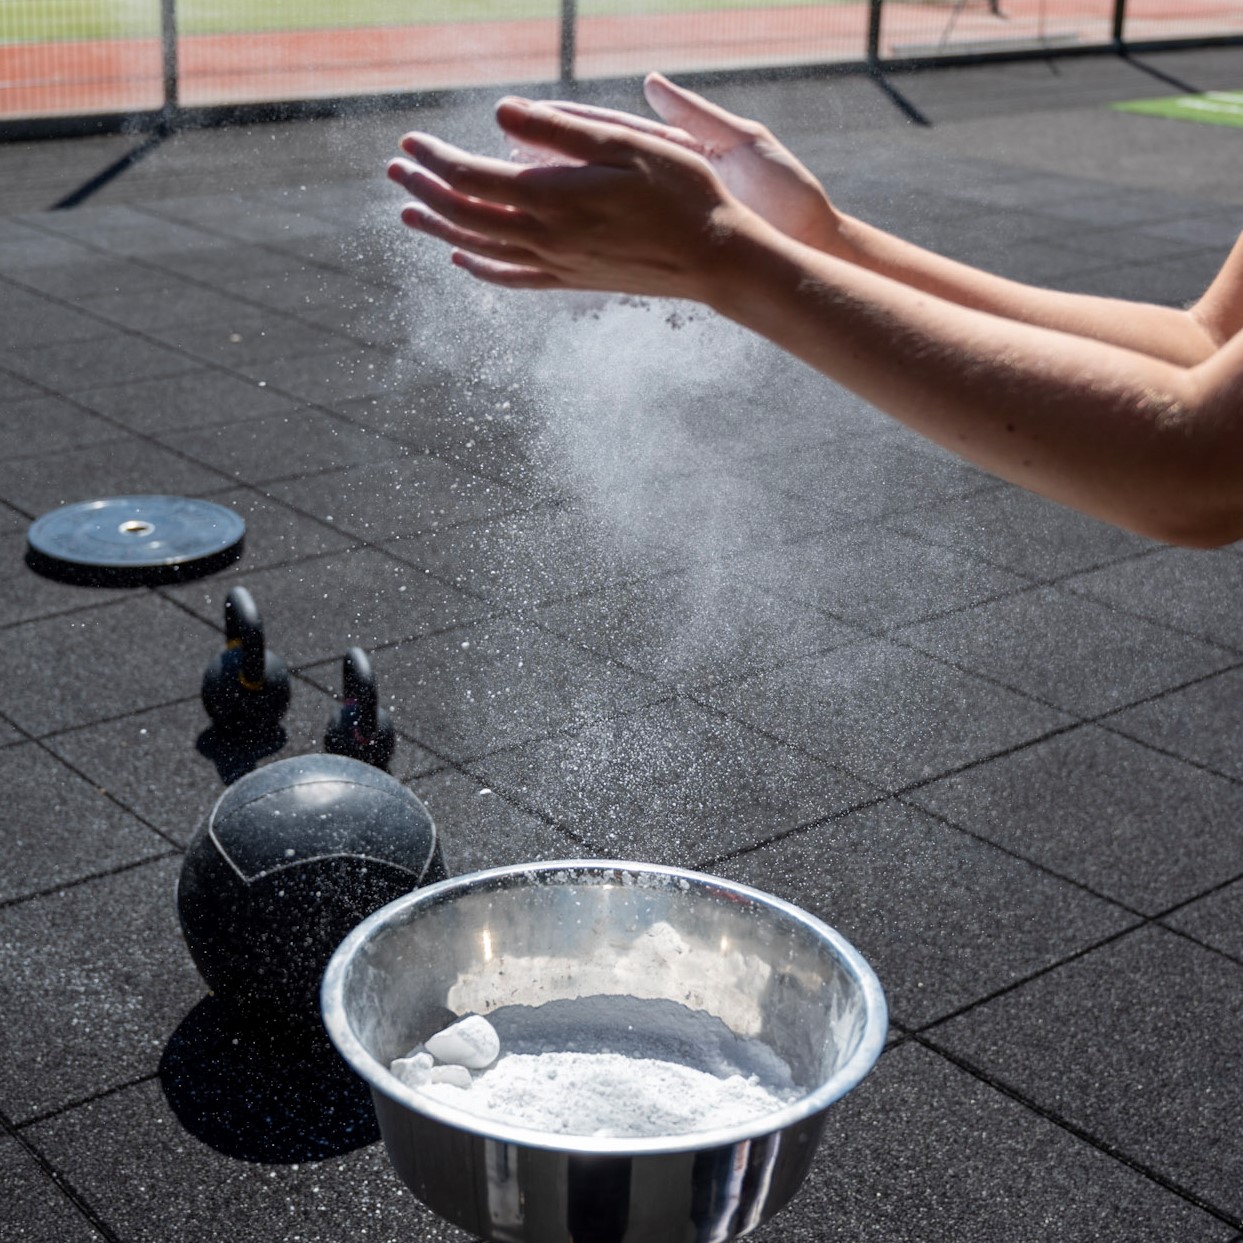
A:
[{"left": 2, "top": 0, "right": 1240, "bottom": 121}]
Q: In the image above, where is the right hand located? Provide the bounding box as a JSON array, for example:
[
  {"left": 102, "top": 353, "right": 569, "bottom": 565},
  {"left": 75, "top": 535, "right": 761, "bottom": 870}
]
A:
[{"left": 544, "top": 73, "right": 840, "bottom": 252}]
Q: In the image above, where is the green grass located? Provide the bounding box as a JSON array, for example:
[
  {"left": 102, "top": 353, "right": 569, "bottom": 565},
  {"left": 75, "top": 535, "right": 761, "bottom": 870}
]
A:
[
  {"left": 2, "top": 0, "right": 847, "bottom": 43},
  {"left": 1113, "top": 91, "right": 1243, "bottom": 130}
]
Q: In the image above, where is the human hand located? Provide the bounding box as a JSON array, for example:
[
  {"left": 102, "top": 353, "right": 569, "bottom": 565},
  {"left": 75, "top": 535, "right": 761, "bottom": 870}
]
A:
[
  {"left": 541, "top": 73, "right": 839, "bottom": 251},
  {"left": 386, "top": 96, "right": 758, "bottom": 300}
]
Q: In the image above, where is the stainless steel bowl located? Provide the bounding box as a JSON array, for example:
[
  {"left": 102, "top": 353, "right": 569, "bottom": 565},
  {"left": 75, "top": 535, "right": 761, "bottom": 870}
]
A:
[{"left": 322, "top": 860, "right": 887, "bottom": 1243}]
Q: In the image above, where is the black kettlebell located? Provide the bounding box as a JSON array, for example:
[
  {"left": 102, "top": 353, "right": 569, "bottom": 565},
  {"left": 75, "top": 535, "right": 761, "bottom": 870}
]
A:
[
  {"left": 324, "top": 646, "right": 395, "bottom": 770},
  {"left": 201, "top": 586, "right": 290, "bottom": 732}
]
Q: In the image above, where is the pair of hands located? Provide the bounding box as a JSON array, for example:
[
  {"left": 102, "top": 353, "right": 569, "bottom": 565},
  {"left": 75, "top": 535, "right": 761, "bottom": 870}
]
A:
[{"left": 386, "top": 73, "right": 838, "bottom": 300}]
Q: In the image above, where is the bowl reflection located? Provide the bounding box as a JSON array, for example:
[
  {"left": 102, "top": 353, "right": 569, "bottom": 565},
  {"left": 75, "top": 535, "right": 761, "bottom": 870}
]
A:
[{"left": 321, "top": 860, "right": 886, "bottom": 1243}]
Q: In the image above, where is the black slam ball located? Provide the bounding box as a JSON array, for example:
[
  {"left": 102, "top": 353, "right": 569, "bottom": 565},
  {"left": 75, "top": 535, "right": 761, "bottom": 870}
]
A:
[{"left": 176, "top": 754, "right": 447, "bottom": 1024}]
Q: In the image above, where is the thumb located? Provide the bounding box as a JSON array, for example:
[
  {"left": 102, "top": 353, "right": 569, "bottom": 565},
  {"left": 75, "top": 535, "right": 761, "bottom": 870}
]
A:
[
  {"left": 496, "top": 97, "right": 637, "bottom": 167},
  {"left": 643, "top": 73, "right": 749, "bottom": 149}
]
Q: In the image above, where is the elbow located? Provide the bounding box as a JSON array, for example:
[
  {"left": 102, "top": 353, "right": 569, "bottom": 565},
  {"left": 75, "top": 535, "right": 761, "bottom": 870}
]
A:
[{"left": 1132, "top": 497, "right": 1243, "bottom": 549}]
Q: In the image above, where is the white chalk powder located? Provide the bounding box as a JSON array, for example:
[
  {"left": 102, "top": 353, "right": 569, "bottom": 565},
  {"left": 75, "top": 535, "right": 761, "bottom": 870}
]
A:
[{"left": 417, "top": 1050, "right": 795, "bottom": 1138}]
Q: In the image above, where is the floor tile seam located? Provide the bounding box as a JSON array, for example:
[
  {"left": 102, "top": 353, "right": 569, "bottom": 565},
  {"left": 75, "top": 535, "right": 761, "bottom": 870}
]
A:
[
  {"left": 27, "top": 690, "right": 210, "bottom": 747},
  {"left": 890, "top": 790, "right": 1152, "bottom": 917},
  {"left": 23, "top": 200, "right": 397, "bottom": 309},
  {"left": 25, "top": 731, "right": 185, "bottom": 848},
  {"left": 128, "top": 199, "right": 405, "bottom": 296},
  {"left": 1157, "top": 917, "right": 1243, "bottom": 974},
  {"left": 911, "top": 1031, "right": 1243, "bottom": 1233},
  {"left": 885, "top": 606, "right": 1239, "bottom": 724},
  {"left": 876, "top": 509, "right": 1163, "bottom": 583},
  {"left": 11, "top": 1071, "right": 162, "bottom": 1135},
  {"left": 1055, "top": 574, "right": 1243, "bottom": 658},
  {"left": 0, "top": 586, "right": 163, "bottom": 634},
  {"left": 0, "top": 1107, "right": 125, "bottom": 1243},
  {"left": 1096, "top": 714, "right": 1243, "bottom": 790},
  {"left": 255, "top": 477, "right": 541, "bottom": 549},
  {"left": 0, "top": 849, "right": 181, "bottom": 915}
]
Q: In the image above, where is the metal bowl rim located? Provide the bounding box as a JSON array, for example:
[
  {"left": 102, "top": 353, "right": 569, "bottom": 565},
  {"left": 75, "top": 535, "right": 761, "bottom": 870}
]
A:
[{"left": 322, "top": 858, "right": 888, "bottom": 1155}]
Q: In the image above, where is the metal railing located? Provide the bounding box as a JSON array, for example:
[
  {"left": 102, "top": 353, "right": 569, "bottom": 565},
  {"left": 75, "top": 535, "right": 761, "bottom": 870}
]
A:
[{"left": 2, "top": 0, "right": 1242, "bottom": 138}]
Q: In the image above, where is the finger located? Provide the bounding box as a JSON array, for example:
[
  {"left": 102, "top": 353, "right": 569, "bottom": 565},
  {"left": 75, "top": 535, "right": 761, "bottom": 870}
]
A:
[
  {"left": 642, "top": 73, "right": 753, "bottom": 150},
  {"left": 451, "top": 250, "right": 565, "bottom": 290},
  {"left": 542, "top": 100, "right": 700, "bottom": 152},
  {"left": 495, "top": 97, "right": 643, "bottom": 168},
  {"left": 395, "top": 135, "right": 539, "bottom": 210},
  {"left": 399, "top": 203, "right": 545, "bottom": 269},
  {"left": 388, "top": 158, "right": 539, "bottom": 244}
]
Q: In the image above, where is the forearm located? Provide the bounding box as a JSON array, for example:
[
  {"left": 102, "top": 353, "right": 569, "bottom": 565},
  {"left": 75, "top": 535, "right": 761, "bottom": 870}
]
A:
[
  {"left": 708, "top": 215, "right": 1240, "bottom": 546},
  {"left": 819, "top": 211, "right": 1221, "bottom": 367}
]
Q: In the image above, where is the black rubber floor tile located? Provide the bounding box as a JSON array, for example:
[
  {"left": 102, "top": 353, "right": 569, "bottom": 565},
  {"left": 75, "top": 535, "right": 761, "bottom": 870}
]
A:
[
  {"left": 0, "top": 369, "right": 44, "bottom": 403},
  {"left": 729, "top": 523, "right": 1028, "bottom": 630},
  {"left": 1108, "top": 667, "right": 1243, "bottom": 783},
  {"left": 931, "top": 925, "right": 1243, "bottom": 1221},
  {"left": 0, "top": 741, "right": 169, "bottom": 904},
  {"left": 236, "top": 346, "right": 401, "bottom": 405},
  {"left": 149, "top": 241, "right": 313, "bottom": 284},
  {"left": 158, "top": 408, "right": 405, "bottom": 486},
  {"left": 470, "top": 697, "right": 877, "bottom": 866},
  {"left": 1065, "top": 547, "right": 1243, "bottom": 652},
  {"left": 412, "top": 768, "right": 579, "bottom": 876},
  {"left": 267, "top": 453, "right": 527, "bottom": 543},
  {"left": 0, "top": 395, "right": 126, "bottom": 462},
  {"left": 534, "top": 567, "right": 859, "bottom": 688},
  {"left": 328, "top": 387, "right": 523, "bottom": 455},
  {"left": 0, "top": 284, "right": 116, "bottom": 349},
  {"left": 197, "top": 486, "right": 353, "bottom": 569},
  {"left": 748, "top": 1043, "right": 1233, "bottom": 1243},
  {"left": 76, "top": 367, "right": 302, "bottom": 434},
  {"left": 1165, "top": 879, "right": 1243, "bottom": 963},
  {"left": 223, "top": 265, "right": 385, "bottom": 312},
  {"left": 0, "top": 716, "right": 22, "bottom": 746},
  {"left": 165, "top": 547, "right": 489, "bottom": 667},
  {"left": 1139, "top": 210, "right": 1243, "bottom": 248},
  {"left": 883, "top": 484, "right": 1154, "bottom": 580},
  {"left": 699, "top": 638, "right": 1071, "bottom": 791},
  {"left": 384, "top": 507, "right": 682, "bottom": 612},
  {"left": 333, "top": 616, "right": 663, "bottom": 762},
  {"left": 752, "top": 433, "right": 991, "bottom": 520},
  {"left": 0, "top": 856, "right": 197, "bottom": 1123},
  {"left": 0, "top": 334, "right": 202, "bottom": 393},
  {"left": 909, "top": 725, "right": 1243, "bottom": 914},
  {"left": 35, "top": 204, "right": 229, "bottom": 258},
  {"left": 719, "top": 798, "right": 1130, "bottom": 1027},
  {"left": 22, "top": 1079, "right": 475, "bottom": 1243},
  {"left": 0, "top": 595, "right": 217, "bottom": 735},
  {"left": 1062, "top": 250, "right": 1226, "bottom": 305},
  {"left": 152, "top": 312, "right": 357, "bottom": 369},
  {"left": 0, "top": 233, "right": 99, "bottom": 271},
  {"left": 897, "top": 586, "right": 1234, "bottom": 718},
  {"left": 4, "top": 255, "right": 174, "bottom": 301},
  {"left": 0, "top": 1137, "right": 102, "bottom": 1243},
  {"left": 0, "top": 497, "right": 27, "bottom": 533},
  {"left": 1, "top": 531, "right": 141, "bottom": 628},
  {"left": 77, "top": 280, "right": 263, "bottom": 333},
  {"left": 0, "top": 435, "right": 229, "bottom": 515}
]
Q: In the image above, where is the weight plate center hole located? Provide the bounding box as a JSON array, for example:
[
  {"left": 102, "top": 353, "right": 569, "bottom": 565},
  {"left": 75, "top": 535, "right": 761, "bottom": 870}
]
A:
[{"left": 119, "top": 520, "right": 156, "bottom": 537}]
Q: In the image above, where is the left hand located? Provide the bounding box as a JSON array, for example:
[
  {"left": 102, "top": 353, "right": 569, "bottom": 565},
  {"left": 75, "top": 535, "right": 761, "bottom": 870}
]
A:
[{"left": 386, "top": 96, "right": 756, "bottom": 299}]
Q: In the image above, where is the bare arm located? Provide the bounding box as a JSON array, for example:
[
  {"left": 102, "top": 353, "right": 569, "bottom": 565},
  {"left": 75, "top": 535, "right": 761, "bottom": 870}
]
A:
[
  {"left": 597, "top": 74, "right": 1230, "bottom": 367},
  {"left": 386, "top": 96, "right": 1243, "bottom": 547}
]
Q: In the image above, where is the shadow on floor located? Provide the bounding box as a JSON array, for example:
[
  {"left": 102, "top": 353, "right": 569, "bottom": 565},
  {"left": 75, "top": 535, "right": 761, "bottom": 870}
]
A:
[{"left": 159, "top": 994, "right": 380, "bottom": 1162}]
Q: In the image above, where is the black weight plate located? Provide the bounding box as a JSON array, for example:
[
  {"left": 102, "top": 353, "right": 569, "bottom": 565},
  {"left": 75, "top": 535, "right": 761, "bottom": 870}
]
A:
[{"left": 27, "top": 495, "right": 245, "bottom": 586}]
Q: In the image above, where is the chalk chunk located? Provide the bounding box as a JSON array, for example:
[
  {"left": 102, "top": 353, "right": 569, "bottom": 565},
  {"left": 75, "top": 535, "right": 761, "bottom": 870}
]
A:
[
  {"left": 425, "top": 1014, "right": 500, "bottom": 1069},
  {"left": 390, "top": 1050, "right": 434, "bottom": 1087},
  {"left": 430, "top": 1064, "right": 473, "bottom": 1088}
]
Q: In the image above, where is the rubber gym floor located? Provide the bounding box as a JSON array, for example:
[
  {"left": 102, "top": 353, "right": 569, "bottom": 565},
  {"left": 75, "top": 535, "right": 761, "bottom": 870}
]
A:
[{"left": 4, "top": 44, "right": 1243, "bottom": 1243}]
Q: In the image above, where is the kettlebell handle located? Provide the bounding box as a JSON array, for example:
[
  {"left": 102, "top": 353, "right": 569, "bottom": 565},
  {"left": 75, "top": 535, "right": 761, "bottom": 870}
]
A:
[
  {"left": 224, "top": 587, "right": 266, "bottom": 689},
  {"left": 342, "top": 646, "right": 378, "bottom": 729}
]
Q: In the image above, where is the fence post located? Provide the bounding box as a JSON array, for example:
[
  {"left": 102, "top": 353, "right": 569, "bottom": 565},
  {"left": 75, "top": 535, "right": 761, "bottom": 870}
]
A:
[
  {"left": 560, "top": 0, "right": 577, "bottom": 87},
  {"left": 867, "top": 0, "right": 883, "bottom": 65},
  {"left": 1112, "top": 0, "right": 1126, "bottom": 45},
  {"left": 161, "top": 0, "right": 178, "bottom": 120}
]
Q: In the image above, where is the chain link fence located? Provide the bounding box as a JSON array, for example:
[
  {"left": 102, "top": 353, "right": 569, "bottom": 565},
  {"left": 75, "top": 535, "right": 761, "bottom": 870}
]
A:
[{"left": 3, "top": 0, "right": 1242, "bottom": 129}]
